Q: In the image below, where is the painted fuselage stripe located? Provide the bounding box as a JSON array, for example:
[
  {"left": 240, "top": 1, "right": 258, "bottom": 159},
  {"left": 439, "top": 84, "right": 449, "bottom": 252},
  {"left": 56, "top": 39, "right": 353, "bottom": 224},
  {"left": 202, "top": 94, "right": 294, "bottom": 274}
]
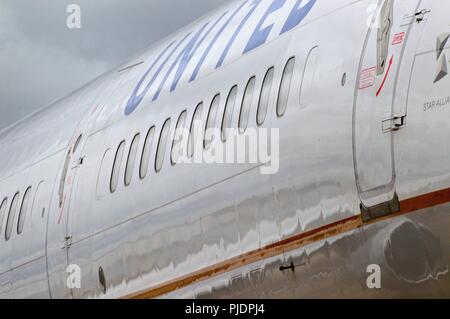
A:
[{"left": 124, "top": 187, "right": 450, "bottom": 299}]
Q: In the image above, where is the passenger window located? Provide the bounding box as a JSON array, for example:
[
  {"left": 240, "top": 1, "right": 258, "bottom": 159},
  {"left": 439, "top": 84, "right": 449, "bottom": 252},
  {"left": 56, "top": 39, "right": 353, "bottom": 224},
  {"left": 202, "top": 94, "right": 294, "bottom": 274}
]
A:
[
  {"left": 257, "top": 67, "right": 274, "bottom": 126},
  {"left": 73, "top": 134, "right": 83, "bottom": 154},
  {"left": 204, "top": 94, "right": 220, "bottom": 149},
  {"left": 139, "top": 126, "right": 156, "bottom": 179},
  {"left": 125, "top": 133, "right": 141, "bottom": 186},
  {"left": 377, "top": 0, "right": 393, "bottom": 75},
  {"left": 239, "top": 76, "right": 256, "bottom": 133},
  {"left": 188, "top": 103, "right": 203, "bottom": 158},
  {"left": 17, "top": 186, "right": 31, "bottom": 235},
  {"left": 171, "top": 111, "right": 187, "bottom": 165},
  {"left": 277, "top": 57, "right": 296, "bottom": 117},
  {"left": 155, "top": 118, "right": 171, "bottom": 173},
  {"left": 5, "top": 192, "right": 20, "bottom": 241},
  {"left": 110, "top": 140, "right": 126, "bottom": 193},
  {"left": 30, "top": 182, "right": 45, "bottom": 228},
  {"left": 59, "top": 148, "right": 71, "bottom": 207},
  {"left": 96, "top": 149, "right": 111, "bottom": 199},
  {"left": 221, "top": 85, "right": 238, "bottom": 142},
  {"left": 0, "top": 198, "right": 7, "bottom": 234}
]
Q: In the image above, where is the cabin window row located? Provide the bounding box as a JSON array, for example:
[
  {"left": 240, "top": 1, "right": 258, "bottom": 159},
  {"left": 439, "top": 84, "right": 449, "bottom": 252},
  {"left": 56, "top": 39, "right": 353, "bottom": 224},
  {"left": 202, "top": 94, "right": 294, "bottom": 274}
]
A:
[
  {"left": 0, "top": 185, "right": 32, "bottom": 241},
  {"left": 109, "top": 57, "right": 296, "bottom": 193}
]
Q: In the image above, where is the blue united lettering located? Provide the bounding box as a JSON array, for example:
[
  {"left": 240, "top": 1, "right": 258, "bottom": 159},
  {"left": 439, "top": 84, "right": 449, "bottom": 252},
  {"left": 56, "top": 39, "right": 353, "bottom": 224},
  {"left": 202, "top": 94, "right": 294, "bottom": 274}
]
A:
[{"left": 125, "top": 0, "right": 317, "bottom": 115}]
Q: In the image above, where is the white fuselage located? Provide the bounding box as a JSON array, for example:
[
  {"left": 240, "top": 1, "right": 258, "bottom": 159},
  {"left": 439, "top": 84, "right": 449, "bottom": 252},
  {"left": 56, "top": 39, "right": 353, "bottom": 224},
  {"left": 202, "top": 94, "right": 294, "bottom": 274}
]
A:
[{"left": 1, "top": 0, "right": 450, "bottom": 299}]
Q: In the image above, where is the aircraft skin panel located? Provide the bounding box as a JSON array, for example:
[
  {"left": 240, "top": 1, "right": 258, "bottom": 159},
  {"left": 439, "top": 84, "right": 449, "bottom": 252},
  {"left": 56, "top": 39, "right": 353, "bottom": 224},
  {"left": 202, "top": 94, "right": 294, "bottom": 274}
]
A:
[
  {"left": 0, "top": 72, "right": 116, "bottom": 180},
  {"left": 1, "top": 0, "right": 450, "bottom": 299},
  {"left": 161, "top": 203, "right": 450, "bottom": 299}
]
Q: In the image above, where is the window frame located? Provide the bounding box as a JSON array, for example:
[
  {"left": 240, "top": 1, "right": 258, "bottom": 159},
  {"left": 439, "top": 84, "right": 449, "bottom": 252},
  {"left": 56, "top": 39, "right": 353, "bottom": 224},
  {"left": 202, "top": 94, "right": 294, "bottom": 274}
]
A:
[
  {"left": 188, "top": 102, "right": 204, "bottom": 158},
  {"left": 139, "top": 126, "right": 156, "bottom": 180},
  {"left": 110, "top": 140, "right": 126, "bottom": 193},
  {"left": 238, "top": 76, "right": 256, "bottom": 133},
  {"left": 124, "top": 133, "right": 141, "bottom": 187},
  {"left": 5, "top": 192, "right": 20, "bottom": 241},
  {"left": 73, "top": 134, "right": 83, "bottom": 154},
  {"left": 221, "top": 85, "right": 238, "bottom": 142},
  {"left": 0, "top": 197, "right": 8, "bottom": 235},
  {"left": 30, "top": 181, "right": 45, "bottom": 227},
  {"left": 257, "top": 67, "right": 275, "bottom": 126},
  {"left": 155, "top": 118, "right": 172, "bottom": 173},
  {"left": 276, "top": 57, "right": 296, "bottom": 117},
  {"left": 204, "top": 94, "right": 221, "bottom": 149},
  {"left": 17, "top": 186, "right": 32, "bottom": 235},
  {"left": 171, "top": 110, "right": 188, "bottom": 165},
  {"left": 59, "top": 148, "right": 72, "bottom": 207}
]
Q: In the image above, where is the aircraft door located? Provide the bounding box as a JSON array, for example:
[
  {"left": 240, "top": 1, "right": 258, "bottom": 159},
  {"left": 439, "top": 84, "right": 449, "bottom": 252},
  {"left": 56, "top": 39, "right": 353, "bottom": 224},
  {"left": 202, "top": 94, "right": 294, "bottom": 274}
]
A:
[
  {"left": 62, "top": 72, "right": 128, "bottom": 296},
  {"left": 353, "top": 0, "right": 426, "bottom": 221},
  {"left": 46, "top": 71, "right": 128, "bottom": 298}
]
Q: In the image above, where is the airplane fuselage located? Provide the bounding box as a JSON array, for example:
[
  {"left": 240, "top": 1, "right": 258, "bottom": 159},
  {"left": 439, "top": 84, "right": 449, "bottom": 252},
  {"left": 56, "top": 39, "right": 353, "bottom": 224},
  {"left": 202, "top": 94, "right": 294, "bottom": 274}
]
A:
[{"left": 1, "top": 0, "right": 450, "bottom": 298}]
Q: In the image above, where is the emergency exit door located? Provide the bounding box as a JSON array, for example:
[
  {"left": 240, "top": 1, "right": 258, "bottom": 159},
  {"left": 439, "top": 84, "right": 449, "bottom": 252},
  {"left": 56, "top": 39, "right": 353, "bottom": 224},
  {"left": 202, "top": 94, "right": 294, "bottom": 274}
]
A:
[{"left": 353, "top": 0, "right": 426, "bottom": 220}]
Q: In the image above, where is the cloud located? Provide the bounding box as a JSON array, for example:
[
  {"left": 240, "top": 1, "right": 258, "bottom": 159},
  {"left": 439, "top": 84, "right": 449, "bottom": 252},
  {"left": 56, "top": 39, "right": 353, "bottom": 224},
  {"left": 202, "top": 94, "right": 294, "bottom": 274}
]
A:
[{"left": 0, "top": 0, "right": 228, "bottom": 130}]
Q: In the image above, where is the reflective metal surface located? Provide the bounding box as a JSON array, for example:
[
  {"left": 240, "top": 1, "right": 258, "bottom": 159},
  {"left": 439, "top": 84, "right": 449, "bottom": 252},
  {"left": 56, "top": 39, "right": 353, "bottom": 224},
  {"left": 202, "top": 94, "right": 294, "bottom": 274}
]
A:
[{"left": 1, "top": 0, "right": 450, "bottom": 299}]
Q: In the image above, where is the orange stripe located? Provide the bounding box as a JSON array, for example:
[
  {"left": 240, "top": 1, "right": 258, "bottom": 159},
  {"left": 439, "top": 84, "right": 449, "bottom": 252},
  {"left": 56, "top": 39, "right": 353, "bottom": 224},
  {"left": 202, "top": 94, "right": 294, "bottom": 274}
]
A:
[{"left": 125, "top": 187, "right": 450, "bottom": 299}]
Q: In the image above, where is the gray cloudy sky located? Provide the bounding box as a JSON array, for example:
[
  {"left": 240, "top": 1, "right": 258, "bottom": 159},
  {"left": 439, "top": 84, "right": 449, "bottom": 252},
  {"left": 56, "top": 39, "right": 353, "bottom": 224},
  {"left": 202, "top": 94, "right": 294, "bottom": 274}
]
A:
[{"left": 0, "top": 0, "right": 228, "bottom": 131}]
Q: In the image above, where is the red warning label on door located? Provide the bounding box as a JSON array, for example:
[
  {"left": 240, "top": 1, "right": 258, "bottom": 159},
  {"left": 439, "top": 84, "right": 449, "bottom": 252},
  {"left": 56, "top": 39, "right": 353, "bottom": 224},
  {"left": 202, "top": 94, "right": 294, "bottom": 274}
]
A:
[
  {"left": 359, "top": 67, "right": 376, "bottom": 90},
  {"left": 392, "top": 32, "right": 406, "bottom": 45}
]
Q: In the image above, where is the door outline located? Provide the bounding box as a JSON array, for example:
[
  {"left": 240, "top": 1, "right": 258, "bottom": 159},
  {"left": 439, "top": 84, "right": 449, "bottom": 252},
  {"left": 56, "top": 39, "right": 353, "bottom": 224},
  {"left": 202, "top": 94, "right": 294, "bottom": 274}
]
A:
[
  {"left": 353, "top": 0, "right": 424, "bottom": 211},
  {"left": 57, "top": 70, "right": 129, "bottom": 297}
]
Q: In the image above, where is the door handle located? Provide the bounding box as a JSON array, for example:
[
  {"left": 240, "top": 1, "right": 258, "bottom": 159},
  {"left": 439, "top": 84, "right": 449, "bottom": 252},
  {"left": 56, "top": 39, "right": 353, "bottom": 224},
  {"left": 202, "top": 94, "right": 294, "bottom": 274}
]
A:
[{"left": 382, "top": 115, "right": 406, "bottom": 133}]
